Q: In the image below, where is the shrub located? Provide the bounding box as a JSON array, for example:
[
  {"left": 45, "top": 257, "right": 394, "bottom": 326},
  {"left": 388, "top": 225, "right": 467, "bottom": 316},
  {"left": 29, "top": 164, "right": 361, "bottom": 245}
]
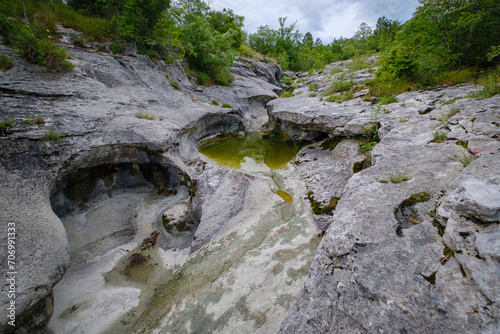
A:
[
  {"left": 309, "top": 93, "right": 317, "bottom": 97},
  {"left": 280, "top": 91, "right": 294, "bottom": 98},
  {"left": 211, "top": 99, "right": 219, "bottom": 106},
  {"left": 222, "top": 103, "right": 233, "bottom": 108},
  {"left": 70, "top": 33, "right": 85, "bottom": 47},
  {"left": 196, "top": 72, "right": 210, "bottom": 86},
  {"left": 14, "top": 25, "right": 74, "bottom": 72},
  {"left": 368, "top": 77, "right": 410, "bottom": 98},
  {"left": 280, "top": 76, "right": 295, "bottom": 91},
  {"left": 111, "top": 42, "right": 124, "bottom": 54},
  {"left": 0, "top": 54, "right": 14, "bottom": 72},
  {"left": 309, "top": 83, "right": 319, "bottom": 91}
]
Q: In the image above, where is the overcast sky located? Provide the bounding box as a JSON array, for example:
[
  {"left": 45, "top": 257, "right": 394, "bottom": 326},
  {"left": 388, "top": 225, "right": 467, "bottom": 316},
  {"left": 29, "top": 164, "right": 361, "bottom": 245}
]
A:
[{"left": 210, "top": 0, "right": 420, "bottom": 43}]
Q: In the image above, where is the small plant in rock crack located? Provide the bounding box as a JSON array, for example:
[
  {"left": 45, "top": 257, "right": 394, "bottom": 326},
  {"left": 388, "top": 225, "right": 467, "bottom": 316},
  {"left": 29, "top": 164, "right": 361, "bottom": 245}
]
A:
[
  {"left": 432, "top": 130, "right": 448, "bottom": 143},
  {"left": 280, "top": 76, "right": 296, "bottom": 92},
  {"left": 170, "top": 80, "right": 181, "bottom": 90},
  {"left": 0, "top": 117, "right": 16, "bottom": 134},
  {"left": 135, "top": 113, "right": 155, "bottom": 120},
  {"left": 42, "top": 130, "right": 65, "bottom": 142},
  {"left": 455, "top": 149, "right": 474, "bottom": 167},
  {"left": 23, "top": 114, "right": 45, "bottom": 125}
]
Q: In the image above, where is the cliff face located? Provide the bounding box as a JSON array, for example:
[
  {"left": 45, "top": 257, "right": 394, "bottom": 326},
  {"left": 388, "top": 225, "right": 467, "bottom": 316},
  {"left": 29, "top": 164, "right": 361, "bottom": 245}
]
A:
[{"left": 0, "top": 39, "right": 499, "bottom": 334}]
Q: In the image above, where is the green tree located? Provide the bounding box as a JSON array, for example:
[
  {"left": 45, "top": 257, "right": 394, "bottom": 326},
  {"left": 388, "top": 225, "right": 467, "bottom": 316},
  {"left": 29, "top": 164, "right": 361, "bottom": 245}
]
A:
[
  {"left": 414, "top": 0, "right": 500, "bottom": 67},
  {"left": 207, "top": 8, "right": 244, "bottom": 48}
]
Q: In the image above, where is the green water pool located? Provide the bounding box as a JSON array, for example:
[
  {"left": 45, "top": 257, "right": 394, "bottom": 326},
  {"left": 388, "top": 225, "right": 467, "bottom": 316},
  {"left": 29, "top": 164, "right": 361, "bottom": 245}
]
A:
[{"left": 198, "top": 132, "right": 300, "bottom": 172}]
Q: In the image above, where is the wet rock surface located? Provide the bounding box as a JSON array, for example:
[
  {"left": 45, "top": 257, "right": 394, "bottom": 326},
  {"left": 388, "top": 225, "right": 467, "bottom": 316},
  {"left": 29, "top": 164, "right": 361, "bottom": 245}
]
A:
[{"left": 1, "top": 38, "right": 499, "bottom": 334}]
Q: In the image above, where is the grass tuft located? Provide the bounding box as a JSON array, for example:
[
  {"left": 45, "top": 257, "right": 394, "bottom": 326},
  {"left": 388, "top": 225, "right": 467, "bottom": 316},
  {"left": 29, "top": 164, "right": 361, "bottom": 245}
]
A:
[
  {"left": 432, "top": 130, "right": 448, "bottom": 143},
  {"left": 0, "top": 54, "right": 14, "bottom": 72},
  {"left": 376, "top": 172, "right": 411, "bottom": 184},
  {"left": 135, "top": 113, "right": 154, "bottom": 120}
]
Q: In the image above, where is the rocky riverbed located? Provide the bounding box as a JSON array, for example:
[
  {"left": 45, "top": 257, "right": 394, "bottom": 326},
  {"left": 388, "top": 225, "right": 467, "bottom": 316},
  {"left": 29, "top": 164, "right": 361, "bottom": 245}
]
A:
[{"left": 0, "top": 35, "right": 499, "bottom": 333}]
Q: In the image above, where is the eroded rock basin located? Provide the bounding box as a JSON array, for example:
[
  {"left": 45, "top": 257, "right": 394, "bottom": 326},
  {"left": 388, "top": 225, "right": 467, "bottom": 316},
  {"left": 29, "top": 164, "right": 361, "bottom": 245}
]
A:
[
  {"left": 47, "top": 138, "right": 320, "bottom": 333},
  {"left": 198, "top": 132, "right": 300, "bottom": 172}
]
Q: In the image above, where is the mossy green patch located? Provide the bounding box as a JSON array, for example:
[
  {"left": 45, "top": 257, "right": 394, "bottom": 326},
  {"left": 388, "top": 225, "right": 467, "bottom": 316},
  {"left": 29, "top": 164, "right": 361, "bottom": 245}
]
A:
[
  {"left": 306, "top": 191, "right": 339, "bottom": 215},
  {"left": 353, "top": 155, "right": 371, "bottom": 173},
  {"left": 320, "top": 138, "right": 341, "bottom": 151}
]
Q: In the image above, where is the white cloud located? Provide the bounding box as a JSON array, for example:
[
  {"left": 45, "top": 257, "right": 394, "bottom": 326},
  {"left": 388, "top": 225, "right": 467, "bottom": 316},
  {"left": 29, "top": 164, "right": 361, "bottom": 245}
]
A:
[{"left": 210, "top": 0, "right": 419, "bottom": 43}]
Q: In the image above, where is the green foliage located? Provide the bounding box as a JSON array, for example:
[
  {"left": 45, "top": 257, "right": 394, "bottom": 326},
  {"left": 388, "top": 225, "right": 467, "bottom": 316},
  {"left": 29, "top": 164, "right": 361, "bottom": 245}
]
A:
[
  {"left": 0, "top": 54, "right": 14, "bottom": 72},
  {"left": 23, "top": 114, "right": 45, "bottom": 125},
  {"left": 211, "top": 99, "right": 219, "bottom": 106},
  {"left": 414, "top": 0, "right": 500, "bottom": 68},
  {"left": 280, "top": 91, "right": 295, "bottom": 98},
  {"left": 70, "top": 33, "right": 85, "bottom": 47},
  {"left": 376, "top": 173, "right": 411, "bottom": 184},
  {"left": 371, "top": 0, "right": 500, "bottom": 92},
  {"left": 308, "top": 83, "right": 319, "bottom": 91},
  {"left": 135, "top": 112, "right": 155, "bottom": 120},
  {"left": 0, "top": 2, "right": 75, "bottom": 72},
  {"left": 368, "top": 77, "right": 410, "bottom": 99},
  {"left": 221, "top": 103, "right": 232, "bottom": 108},
  {"left": 377, "top": 95, "right": 398, "bottom": 105},
  {"left": 280, "top": 76, "right": 295, "bottom": 91},
  {"left": 308, "top": 93, "right": 317, "bottom": 97},
  {"left": 207, "top": 8, "right": 244, "bottom": 48},
  {"left": 329, "top": 67, "right": 342, "bottom": 75},
  {"left": 432, "top": 130, "right": 448, "bottom": 143},
  {"left": 357, "top": 110, "right": 380, "bottom": 152},
  {"left": 473, "top": 66, "right": 500, "bottom": 99},
  {"left": 324, "top": 79, "right": 355, "bottom": 95},
  {"left": 353, "top": 155, "right": 371, "bottom": 173},
  {"left": 0, "top": 117, "right": 15, "bottom": 134},
  {"left": 42, "top": 129, "right": 65, "bottom": 142},
  {"left": 170, "top": 80, "right": 181, "bottom": 90},
  {"left": 325, "top": 95, "right": 340, "bottom": 103},
  {"left": 455, "top": 149, "right": 474, "bottom": 167}
]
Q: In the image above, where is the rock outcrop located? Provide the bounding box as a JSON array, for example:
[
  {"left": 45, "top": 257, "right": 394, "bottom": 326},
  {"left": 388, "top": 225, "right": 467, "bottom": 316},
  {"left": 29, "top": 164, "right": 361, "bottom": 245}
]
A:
[
  {"left": 0, "top": 38, "right": 286, "bottom": 333},
  {"left": 273, "top": 73, "right": 500, "bottom": 332}
]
